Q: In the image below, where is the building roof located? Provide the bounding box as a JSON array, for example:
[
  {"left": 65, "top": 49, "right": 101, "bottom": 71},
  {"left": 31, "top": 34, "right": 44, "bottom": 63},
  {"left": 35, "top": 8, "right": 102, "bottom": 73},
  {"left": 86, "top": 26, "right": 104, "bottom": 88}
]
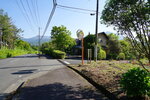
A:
[{"left": 98, "top": 32, "right": 109, "bottom": 40}]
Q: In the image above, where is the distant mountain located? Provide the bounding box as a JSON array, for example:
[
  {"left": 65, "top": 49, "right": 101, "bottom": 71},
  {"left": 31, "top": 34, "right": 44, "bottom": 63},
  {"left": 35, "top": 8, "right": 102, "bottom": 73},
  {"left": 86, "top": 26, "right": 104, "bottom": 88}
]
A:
[{"left": 22, "top": 36, "right": 50, "bottom": 45}]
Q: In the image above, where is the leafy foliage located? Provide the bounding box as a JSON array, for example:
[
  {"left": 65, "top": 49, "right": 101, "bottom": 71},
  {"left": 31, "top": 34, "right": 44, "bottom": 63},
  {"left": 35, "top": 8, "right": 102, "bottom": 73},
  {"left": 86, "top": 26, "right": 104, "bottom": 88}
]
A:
[
  {"left": 40, "top": 42, "right": 54, "bottom": 55},
  {"left": 0, "top": 9, "right": 22, "bottom": 49},
  {"left": 0, "top": 48, "right": 37, "bottom": 59},
  {"left": 51, "top": 25, "right": 76, "bottom": 52},
  {"left": 15, "top": 40, "right": 31, "bottom": 50},
  {"left": 107, "top": 33, "right": 121, "bottom": 59},
  {"left": 120, "top": 68, "right": 150, "bottom": 97},
  {"left": 41, "top": 42, "right": 66, "bottom": 59},
  {"left": 84, "top": 34, "right": 95, "bottom": 59},
  {"left": 119, "top": 39, "right": 136, "bottom": 60},
  {"left": 117, "top": 53, "right": 125, "bottom": 60},
  {"left": 101, "top": 0, "right": 150, "bottom": 63},
  {"left": 52, "top": 50, "right": 66, "bottom": 59},
  {"left": 97, "top": 49, "right": 106, "bottom": 60}
]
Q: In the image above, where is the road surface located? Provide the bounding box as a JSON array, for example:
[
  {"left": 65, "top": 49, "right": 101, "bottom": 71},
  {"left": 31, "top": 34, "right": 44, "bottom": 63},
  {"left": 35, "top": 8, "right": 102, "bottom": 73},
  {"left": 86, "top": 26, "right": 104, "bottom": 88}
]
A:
[
  {"left": 0, "top": 54, "right": 63, "bottom": 99},
  {"left": 62, "top": 55, "right": 88, "bottom": 65},
  {"left": 15, "top": 62, "right": 109, "bottom": 100}
]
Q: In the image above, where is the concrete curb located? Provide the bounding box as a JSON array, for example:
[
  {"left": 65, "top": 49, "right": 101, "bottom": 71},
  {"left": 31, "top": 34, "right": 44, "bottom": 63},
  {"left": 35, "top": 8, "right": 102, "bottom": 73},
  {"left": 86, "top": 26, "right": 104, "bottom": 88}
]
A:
[
  {"left": 3, "top": 82, "right": 24, "bottom": 100},
  {"left": 3, "top": 70, "right": 51, "bottom": 100},
  {"left": 58, "top": 59, "right": 119, "bottom": 100}
]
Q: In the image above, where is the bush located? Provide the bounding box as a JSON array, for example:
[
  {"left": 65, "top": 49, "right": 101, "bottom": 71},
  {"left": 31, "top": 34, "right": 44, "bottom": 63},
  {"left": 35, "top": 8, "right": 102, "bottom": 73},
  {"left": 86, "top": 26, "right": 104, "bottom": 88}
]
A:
[
  {"left": 41, "top": 47, "right": 53, "bottom": 55},
  {"left": 120, "top": 68, "right": 150, "bottom": 97},
  {"left": 117, "top": 53, "right": 125, "bottom": 60},
  {"left": 52, "top": 50, "right": 66, "bottom": 59},
  {"left": 97, "top": 49, "right": 106, "bottom": 60},
  {"left": 7, "top": 53, "right": 12, "bottom": 57}
]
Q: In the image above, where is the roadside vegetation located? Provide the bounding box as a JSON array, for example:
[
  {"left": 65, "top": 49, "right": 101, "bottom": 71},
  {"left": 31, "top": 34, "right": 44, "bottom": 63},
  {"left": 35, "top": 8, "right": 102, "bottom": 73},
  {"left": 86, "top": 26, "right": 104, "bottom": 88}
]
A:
[
  {"left": 41, "top": 25, "right": 76, "bottom": 59},
  {"left": 73, "top": 0, "right": 149, "bottom": 99},
  {"left": 0, "top": 47, "right": 37, "bottom": 59},
  {"left": 71, "top": 60, "right": 149, "bottom": 100},
  {"left": 0, "top": 9, "right": 38, "bottom": 59},
  {"left": 1, "top": 0, "right": 149, "bottom": 99}
]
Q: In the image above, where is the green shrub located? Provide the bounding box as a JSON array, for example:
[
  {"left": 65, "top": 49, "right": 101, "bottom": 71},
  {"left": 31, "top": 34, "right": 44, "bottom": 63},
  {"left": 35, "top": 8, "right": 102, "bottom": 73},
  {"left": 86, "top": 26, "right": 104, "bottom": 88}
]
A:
[
  {"left": 7, "top": 52, "right": 12, "bottom": 57},
  {"left": 117, "top": 53, "right": 125, "bottom": 60},
  {"left": 52, "top": 50, "right": 66, "bottom": 59},
  {"left": 120, "top": 68, "right": 150, "bottom": 97},
  {"left": 97, "top": 49, "right": 106, "bottom": 60}
]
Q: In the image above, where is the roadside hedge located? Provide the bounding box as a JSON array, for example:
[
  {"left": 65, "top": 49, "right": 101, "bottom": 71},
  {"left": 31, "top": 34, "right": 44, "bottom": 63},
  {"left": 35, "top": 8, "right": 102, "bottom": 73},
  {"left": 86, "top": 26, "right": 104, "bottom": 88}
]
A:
[
  {"left": 52, "top": 50, "right": 66, "bottom": 59},
  {"left": 41, "top": 48, "right": 66, "bottom": 59}
]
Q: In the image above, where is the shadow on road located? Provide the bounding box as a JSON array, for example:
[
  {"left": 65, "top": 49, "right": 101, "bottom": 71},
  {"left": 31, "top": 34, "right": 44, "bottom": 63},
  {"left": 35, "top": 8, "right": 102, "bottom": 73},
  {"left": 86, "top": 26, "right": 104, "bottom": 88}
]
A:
[
  {"left": 17, "top": 82, "right": 108, "bottom": 100},
  {"left": 13, "top": 55, "right": 38, "bottom": 58},
  {"left": 0, "top": 93, "right": 8, "bottom": 100},
  {"left": 12, "top": 54, "right": 52, "bottom": 59},
  {"left": 65, "top": 55, "right": 82, "bottom": 60},
  {"left": 0, "top": 64, "right": 62, "bottom": 70},
  {"left": 11, "top": 69, "right": 37, "bottom": 75}
]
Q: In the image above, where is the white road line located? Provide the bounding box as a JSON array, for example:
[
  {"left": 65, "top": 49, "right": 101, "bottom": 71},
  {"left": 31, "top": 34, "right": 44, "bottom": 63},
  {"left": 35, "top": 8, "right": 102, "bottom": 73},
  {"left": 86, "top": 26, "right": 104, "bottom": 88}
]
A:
[{"left": 63, "top": 61, "right": 70, "bottom": 65}]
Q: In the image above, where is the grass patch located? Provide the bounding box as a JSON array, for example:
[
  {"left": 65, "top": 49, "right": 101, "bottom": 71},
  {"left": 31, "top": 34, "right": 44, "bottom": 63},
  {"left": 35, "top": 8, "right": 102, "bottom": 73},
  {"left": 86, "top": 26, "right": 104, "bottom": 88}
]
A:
[
  {"left": 70, "top": 60, "right": 150, "bottom": 99},
  {"left": 0, "top": 48, "right": 38, "bottom": 59}
]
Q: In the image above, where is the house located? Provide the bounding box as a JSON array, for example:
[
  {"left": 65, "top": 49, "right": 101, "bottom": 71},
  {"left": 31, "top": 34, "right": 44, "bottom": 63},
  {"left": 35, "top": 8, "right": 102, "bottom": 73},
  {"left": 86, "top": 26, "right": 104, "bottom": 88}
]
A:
[
  {"left": 73, "top": 32, "right": 109, "bottom": 55},
  {"left": 98, "top": 32, "right": 109, "bottom": 48}
]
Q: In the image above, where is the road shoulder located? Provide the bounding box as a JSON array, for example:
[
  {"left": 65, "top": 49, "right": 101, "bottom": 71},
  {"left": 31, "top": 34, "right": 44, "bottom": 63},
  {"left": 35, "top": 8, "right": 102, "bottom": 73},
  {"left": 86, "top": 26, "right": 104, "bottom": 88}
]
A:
[{"left": 13, "top": 66, "right": 109, "bottom": 100}]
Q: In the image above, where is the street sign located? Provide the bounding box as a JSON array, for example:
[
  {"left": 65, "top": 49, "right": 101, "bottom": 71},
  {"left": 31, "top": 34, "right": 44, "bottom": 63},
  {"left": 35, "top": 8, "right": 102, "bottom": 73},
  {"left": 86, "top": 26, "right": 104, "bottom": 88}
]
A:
[{"left": 76, "top": 29, "right": 84, "bottom": 40}]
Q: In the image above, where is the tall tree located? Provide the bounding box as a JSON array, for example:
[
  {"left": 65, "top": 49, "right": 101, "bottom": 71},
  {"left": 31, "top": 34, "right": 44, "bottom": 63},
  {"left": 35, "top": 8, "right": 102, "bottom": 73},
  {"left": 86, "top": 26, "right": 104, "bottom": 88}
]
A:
[
  {"left": 51, "top": 25, "right": 76, "bottom": 52},
  {"left": 84, "top": 34, "right": 95, "bottom": 59},
  {"left": 107, "top": 33, "right": 121, "bottom": 59},
  {"left": 101, "top": 0, "right": 150, "bottom": 64},
  {"left": 0, "top": 9, "right": 22, "bottom": 49}
]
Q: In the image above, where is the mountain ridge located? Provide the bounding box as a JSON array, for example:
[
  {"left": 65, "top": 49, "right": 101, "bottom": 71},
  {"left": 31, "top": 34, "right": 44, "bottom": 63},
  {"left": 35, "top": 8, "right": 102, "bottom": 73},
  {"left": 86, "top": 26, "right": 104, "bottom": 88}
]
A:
[{"left": 22, "top": 36, "right": 50, "bottom": 45}]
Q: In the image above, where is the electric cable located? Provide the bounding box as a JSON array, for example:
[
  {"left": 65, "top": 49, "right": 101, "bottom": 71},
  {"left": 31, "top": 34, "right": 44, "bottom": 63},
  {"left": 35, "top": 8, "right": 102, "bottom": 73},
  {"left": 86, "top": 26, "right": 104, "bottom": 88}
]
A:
[{"left": 40, "top": 3, "right": 57, "bottom": 40}]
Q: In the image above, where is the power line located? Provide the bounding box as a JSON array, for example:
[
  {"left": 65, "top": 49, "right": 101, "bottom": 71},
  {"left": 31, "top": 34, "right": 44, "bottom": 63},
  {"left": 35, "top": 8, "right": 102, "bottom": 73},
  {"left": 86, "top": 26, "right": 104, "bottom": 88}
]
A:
[
  {"left": 57, "top": 4, "right": 96, "bottom": 13},
  {"left": 57, "top": 6, "right": 92, "bottom": 14},
  {"left": 35, "top": 0, "right": 41, "bottom": 27},
  {"left": 20, "top": 0, "right": 33, "bottom": 26},
  {"left": 40, "top": 3, "right": 56, "bottom": 40},
  {"left": 16, "top": 0, "right": 35, "bottom": 33},
  {"left": 26, "top": 0, "right": 38, "bottom": 26},
  {"left": 40, "top": 0, "right": 100, "bottom": 40},
  {"left": 31, "top": 0, "right": 39, "bottom": 26}
]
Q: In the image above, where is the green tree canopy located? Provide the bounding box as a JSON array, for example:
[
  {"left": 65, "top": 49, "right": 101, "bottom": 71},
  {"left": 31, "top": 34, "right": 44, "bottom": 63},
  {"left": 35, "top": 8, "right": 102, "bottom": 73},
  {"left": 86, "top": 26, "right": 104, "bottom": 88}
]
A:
[
  {"left": 84, "top": 34, "right": 95, "bottom": 59},
  {"left": 107, "top": 33, "right": 121, "bottom": 59},
  {"left": 101, "top": 0, "right": 150, "bottom": 63},
  {"left": 119, "top": 39, "right": 137, "bottom": 59},
  {"left": 15, "top": 40, "right": 31, "bottom": 50},
  {"left": 51, "top": 25, "right": 76, "bottom": 52},
  {"left": 0, "top": 9, "right": 22, "bottom": 49}
]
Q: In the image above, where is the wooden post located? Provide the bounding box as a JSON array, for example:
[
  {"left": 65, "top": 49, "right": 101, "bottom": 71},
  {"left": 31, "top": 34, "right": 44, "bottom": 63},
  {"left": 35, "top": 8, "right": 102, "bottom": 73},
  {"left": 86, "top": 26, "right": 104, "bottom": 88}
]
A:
[{"left": 82, "top": 38, "right": 84, "bottom": 65}]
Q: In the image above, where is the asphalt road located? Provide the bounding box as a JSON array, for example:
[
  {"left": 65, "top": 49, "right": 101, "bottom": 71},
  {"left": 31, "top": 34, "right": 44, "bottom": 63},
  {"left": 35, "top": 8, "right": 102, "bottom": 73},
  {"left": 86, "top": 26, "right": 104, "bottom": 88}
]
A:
[
  {"left": 0, "top": 54, "right": 64, "bottom": 99},
  {"left": 62, "top": 56, "right": 88, "bottom": 65},
  {"left": 15, "top": 63, "right": 109, "bottom": 100}
]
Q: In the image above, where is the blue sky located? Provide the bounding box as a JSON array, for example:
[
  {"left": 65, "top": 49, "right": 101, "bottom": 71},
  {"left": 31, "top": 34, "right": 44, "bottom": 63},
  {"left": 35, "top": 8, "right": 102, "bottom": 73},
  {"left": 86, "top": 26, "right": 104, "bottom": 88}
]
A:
[{"left": 0, "top": 0, "right": 117, "bottom": 38}]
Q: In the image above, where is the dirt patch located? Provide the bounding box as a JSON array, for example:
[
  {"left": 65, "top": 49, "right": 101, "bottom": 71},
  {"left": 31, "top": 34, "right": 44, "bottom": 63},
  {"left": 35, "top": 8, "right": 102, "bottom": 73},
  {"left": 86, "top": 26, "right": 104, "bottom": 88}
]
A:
[{"left": 70, "top": 60, "right": 150, "bottom": 100}]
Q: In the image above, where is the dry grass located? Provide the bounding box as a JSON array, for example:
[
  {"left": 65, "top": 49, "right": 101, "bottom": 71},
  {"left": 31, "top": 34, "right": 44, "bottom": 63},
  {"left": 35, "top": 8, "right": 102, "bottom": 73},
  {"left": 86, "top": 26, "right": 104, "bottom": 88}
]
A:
[{"left": 70, "top": 60, "right": 150, "bottom": 99}]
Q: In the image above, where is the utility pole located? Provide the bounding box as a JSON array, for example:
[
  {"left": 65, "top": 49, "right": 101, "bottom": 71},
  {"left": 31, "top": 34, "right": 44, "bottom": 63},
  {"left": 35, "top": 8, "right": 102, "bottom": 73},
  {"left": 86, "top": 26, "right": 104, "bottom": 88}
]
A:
[
  {"left": 94, "top": 0, "right": 99, "bottom": 62},
  {"left": 38, "top": 27, "right": 41, "bottom": 58}
]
